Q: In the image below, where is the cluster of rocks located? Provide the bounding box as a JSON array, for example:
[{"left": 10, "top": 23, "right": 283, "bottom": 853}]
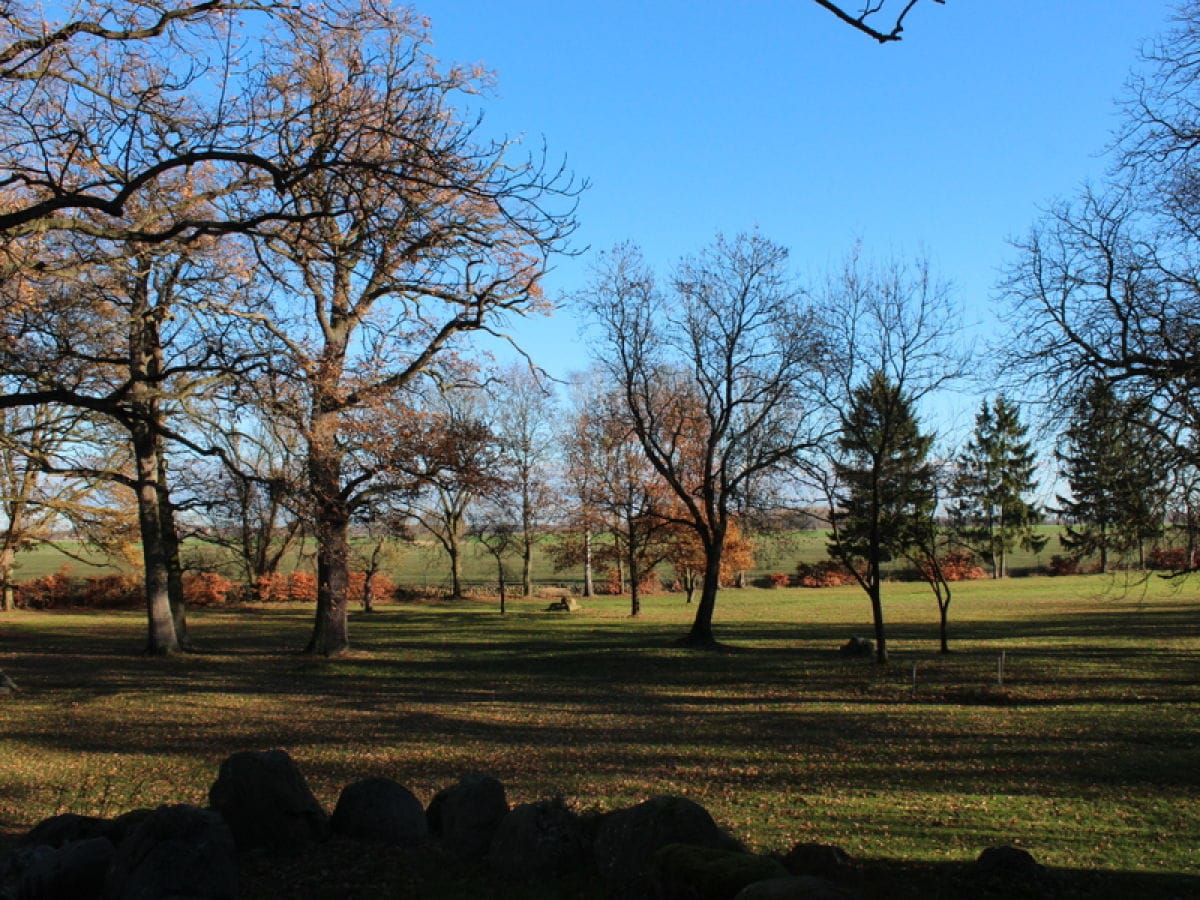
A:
[{"left": 0, "top": 748, "right": 1054, "bottom": 899}]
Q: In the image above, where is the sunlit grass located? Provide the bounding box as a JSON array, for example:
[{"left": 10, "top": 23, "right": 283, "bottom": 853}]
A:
[{"left": 0, "top": 574, "right": 1196, "bottom": 889}]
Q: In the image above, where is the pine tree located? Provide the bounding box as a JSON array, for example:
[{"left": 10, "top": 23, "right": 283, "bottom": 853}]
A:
[
  {"left": 952, "top": 395, "right": 1045, "bottom": 577},
  {"left": 1056, "top": 379, "right": 1169, "bottom": 572},
  {"left": 829, "top": 370, "right": 936, "bottom": 663}
]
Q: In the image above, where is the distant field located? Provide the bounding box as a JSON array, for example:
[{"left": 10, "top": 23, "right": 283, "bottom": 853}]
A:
[
  {"left": 6, "top": 526, "right": 1079, "bottom": 590},
  {"left": 0, "top": 573, "right": 1196, "bottom": 898}
]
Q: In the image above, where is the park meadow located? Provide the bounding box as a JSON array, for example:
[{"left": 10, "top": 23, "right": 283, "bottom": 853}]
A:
[{"left": 0, "top": 573, "right": 1197, "bottom": 897}]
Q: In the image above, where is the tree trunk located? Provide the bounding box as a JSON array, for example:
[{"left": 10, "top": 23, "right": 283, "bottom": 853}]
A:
[
  {"left": 683, "top": 547, "right": 722, "bottom": 647},
  {"left": 497, "top": 557, "right": 507, "bottom": 615},
  {"left": 939, "top": 599, "right": 950, "bottom": 654},
  {"left": 157, "top": 449, "right": 190, "bottom": 650},
  {"left": 304, "top": 423, "right": 351, "bottom": 656},
  {"left": 133, "top": 425, "right": 178, "bottom": 656},
  {"left": 868, "top": 556, "right": 888, "bottom": 664},
  {"left": 448, "top": 541, "right": 463, "bottom": 599},
  {"left": 0, "top": 547, "right": 14, "bottom": 611},
  {"left": 627, "top": 538, "right": 641, "bottom": 618},
  {"left": 522, "top": 542, "right": 532, "bottom": 598},
  {"left": 582, "top": 528, "right": 594, "bottom": 598}
]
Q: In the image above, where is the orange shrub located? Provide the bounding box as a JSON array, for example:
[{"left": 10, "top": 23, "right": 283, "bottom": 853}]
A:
[
  {"left": 183, "top": 572, "right": 234, "bottom": 607},
  {"left": 1148, "top": 546, "right": 1194, "bottom": 571},
  {"left": 81, "top": 574, "right": 141, "bottom": 609},
  {"left": 15, "top": 568, "right": 74, "bottom": 608},
  {"left": 287, "top": 572, "right": 317, "bottom": 603},
  {"left": 918, "top": 550, "right": 987, "bottom": 582},
  {"left": 796, "top": 560, "right": 859, "bottom": 588}
]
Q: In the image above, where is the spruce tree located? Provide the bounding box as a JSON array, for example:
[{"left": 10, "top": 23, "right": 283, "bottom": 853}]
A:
[
  {"left": 952, "top": 395, "right": 1045, "bottom": 577},
  {"left": 829, "top": 370, "right": 936, "bottom": 663},
  {"left": 1056, "top": 379, "right": 1168, "bottom": 571}
]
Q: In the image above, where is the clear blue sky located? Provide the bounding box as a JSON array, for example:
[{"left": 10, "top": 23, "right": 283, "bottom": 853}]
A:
[{"left": 421, "top": 1, "right": 1177, "bottom": 416}]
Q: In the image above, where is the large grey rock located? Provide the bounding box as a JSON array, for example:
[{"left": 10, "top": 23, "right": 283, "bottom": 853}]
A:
[
  {"left": 330, "top": 777, "right": 428, "bottom": 846},
  {"left": 969, "top": 845, "right": 1054, "bottom": 894},
  {"left": 23, "top": 814, "right": 109, "bottom": 849},
  {"left": 487, "top": 798, "right": 589, "bottom": 879},
  {"left": 649, "top": 843, "right": 789, "bottom": 900},
  {"left": 1, "top": 846, "right": 56, "bottom": 900},
  {"left": 15, "top": 836, "right": 113, "bottom": 900},
  {"left": 593, "top": 795, "right": 742, "bottom": 894},
  {"left": 734, "top": 875, "right": 856, "bottom": 900},
  {"left": 207, "top": 749, "right": 328, "bottom": 853},
  {"left": 781, "top": 843, "right": 857, "bottom": 883},
  {"left": 104, "top": 804, "right": 236, "bottom": 900},
  {"left": 426, "top": 773, "right": 508, "bottom": 859}
]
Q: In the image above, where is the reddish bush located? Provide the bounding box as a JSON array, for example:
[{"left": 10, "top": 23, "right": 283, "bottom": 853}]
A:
[
  {"left": 250, "top": 573, "right": 288, "bottom": 603},
  {"left": 1046, "top": 554, "right": 1080, "bottom": 576},
  {"left": 796, "top": 560, "right": 858, "bottom": 588},
  {"left": 183, "top": 572, "right": 234, "bottom": 607},
  {"left": 81, "top": 574, "right": 141, "bottom": 609},
  {"left": 752, "top": 573, "right": 793, "bottom": 588},
  {"left": 638, "top": 570, "right": 663, "bottom": 594},
  {"left": 1148, "top": 546, "right": 1194, "bottom": 571},
  {"left": 15, "top": 568, "right": 75, "bottom": 608},
  {"left": 918, "top": 550, "right": 987, "bottom": 582},
  {"left": 287, "top": 572, "right": 317, "bottom": 603}
]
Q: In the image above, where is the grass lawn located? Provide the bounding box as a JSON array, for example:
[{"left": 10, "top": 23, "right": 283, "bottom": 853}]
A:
[{"left": 0, "top": 574, "right": 1196, "bottom": 897}]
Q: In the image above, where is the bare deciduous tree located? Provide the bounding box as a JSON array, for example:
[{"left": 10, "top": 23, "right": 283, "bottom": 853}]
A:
[{"left": 581, "top": 234, "right": 825, "bottom": 646}]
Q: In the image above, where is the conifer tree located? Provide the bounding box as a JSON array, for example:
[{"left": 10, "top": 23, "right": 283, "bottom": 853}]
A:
[
  {"left": 952, "top": 395, "right": 1045, "bottom": 577},
  {"left": 1056, "top": 379, "right": 1169, "bottom": 572},
  {"left": 829, "top": 370, "right": 936, "bottom": 663}
]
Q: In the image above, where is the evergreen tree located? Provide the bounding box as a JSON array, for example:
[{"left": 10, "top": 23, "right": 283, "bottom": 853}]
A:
[
  {"left": 1056, "top": 379, "right": 1169, "bottom": 572},
  {"left": 829, "top": 370, "right": 936, "bottom": 663},
  {"left": 952, "top": 395, "right": 1045, "bottom": 577}
]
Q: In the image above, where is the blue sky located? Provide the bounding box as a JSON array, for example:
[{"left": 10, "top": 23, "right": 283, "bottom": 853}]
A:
[{"left": 421, "top": 1, "right": 1177, "bottom": 423}]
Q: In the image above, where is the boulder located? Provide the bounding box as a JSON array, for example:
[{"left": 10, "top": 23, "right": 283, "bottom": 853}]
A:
[
  {"left": 648, "top": 842, "right": 789, "bottom": 900},
  {"left": 734, "top": 875, "right": 856, "bottom": 900},
  {"left": 487, "top": 798, "right": 589, "bottom": 879},
  {"left": 23, "top": 814, "right": 109, "bottom": 849},
  {"left": 6, "top": 840, "right": 112, "bottom": 900},
  {"left": 104, "top": 804, "right": 237, "bottom": 900},
  {"left": 0, "top": 845, "right": 56, "bottom": 900},
  {"left": 426, "top": 773, "right": 508, "bottom": 859},
  {"left": 330, "top": 777, "right": 428, "bottom": 846},
  {"left": 207, "top": 749, "right": 329, "bottom": 853},
  {"left": 781, "top": 843, "right": 857, "bottom": 883},
  {"left": 592, "top": 795, "right": 742, "bottom": 894},
  {"left": 969, "top": 845, "right": 1054, "bottom": 894},
  {"left": 839, "top": 637, "right": 873, "bottom": 657}
]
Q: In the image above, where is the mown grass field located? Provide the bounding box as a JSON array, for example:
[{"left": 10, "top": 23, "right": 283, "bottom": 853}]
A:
[{"left": 0, "top": 574, "right": 1196, "bottom": 897}]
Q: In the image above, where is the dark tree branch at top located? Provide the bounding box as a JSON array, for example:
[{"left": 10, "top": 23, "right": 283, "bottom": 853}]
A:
[{"left": 811, "top": 0, "right": 945, "bottom": 44}]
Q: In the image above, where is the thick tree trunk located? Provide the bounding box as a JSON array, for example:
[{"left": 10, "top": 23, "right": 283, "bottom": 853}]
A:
[
  {"left": 0, "top": 546, "right": 14, "bottom": 611},
  {"left": 157, "top": 450, "right": 190, "bottom": 650},
  {"left": 939, "top": 600, "right": 950, "bottom": 654},
  {"left": 683, "top": 548, "right": 722, "bottom": 647},
  {"left": 133, "top": 426, "right": 178, "bottom": 656},
  {"left": 304, "top": 422, "right": 351, "bottom": 656}
]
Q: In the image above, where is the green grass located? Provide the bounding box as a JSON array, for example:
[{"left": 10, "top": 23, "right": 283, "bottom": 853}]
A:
[{"left": 0, "top": 573, "right": 1197, "bottom": 898}]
